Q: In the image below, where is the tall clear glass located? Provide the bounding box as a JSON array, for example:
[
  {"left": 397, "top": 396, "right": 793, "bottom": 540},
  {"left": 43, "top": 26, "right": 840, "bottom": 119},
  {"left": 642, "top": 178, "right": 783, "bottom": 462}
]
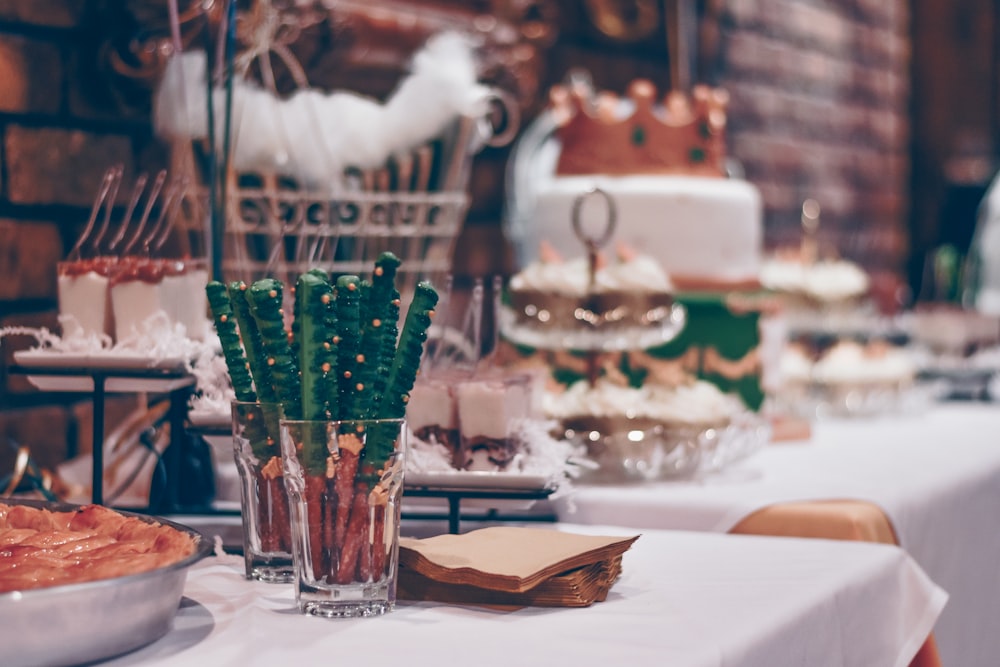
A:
[
  {"left": 279, "top": 418, "right": 406, "bottom": 618},
  {"left": 231, "top": 400, "right": 294, "bottom": 583}
]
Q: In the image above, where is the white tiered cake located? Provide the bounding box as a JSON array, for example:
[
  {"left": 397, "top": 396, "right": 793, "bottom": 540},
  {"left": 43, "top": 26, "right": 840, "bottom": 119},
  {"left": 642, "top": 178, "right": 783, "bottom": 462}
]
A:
[
  {"left": 513, "top": 79, "right": 763, "bottom": 291},
  {"left": 533, "top": 175, "right": 761, "bottom": 287}
]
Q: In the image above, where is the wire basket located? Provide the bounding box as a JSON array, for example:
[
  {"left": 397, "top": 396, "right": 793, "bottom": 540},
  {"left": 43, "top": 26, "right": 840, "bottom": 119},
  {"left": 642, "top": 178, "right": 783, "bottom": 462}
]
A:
[
  {"left": 168, "top": 107, "right": 492, "bottom": 301},
  {"left": 210, "top": 113, "right": 484, "bottom": 297}
]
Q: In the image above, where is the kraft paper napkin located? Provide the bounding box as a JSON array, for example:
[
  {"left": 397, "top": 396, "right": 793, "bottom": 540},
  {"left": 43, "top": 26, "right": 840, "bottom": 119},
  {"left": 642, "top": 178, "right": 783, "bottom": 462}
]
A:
[
  {"left": 398, "top": 556, "right": 624, "bottom": 608},
  {"left": 398, "top": 527, "right": 638, "bottom": 594}
]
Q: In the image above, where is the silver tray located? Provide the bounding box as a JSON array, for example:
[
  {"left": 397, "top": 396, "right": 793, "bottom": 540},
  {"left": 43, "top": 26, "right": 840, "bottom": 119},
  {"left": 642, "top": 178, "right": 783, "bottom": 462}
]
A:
[{"left": 0, "top": 498, "right": 212, "bottom": 667}]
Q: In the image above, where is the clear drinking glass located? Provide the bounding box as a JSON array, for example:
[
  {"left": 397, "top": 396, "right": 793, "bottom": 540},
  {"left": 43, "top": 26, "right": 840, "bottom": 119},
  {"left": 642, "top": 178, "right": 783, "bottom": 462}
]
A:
[
  {"left": 231, "top": 401, "right": 294, "bottom": 583},
  {"left": 279, "top": 418, "right": 406, "bottom": 618}
]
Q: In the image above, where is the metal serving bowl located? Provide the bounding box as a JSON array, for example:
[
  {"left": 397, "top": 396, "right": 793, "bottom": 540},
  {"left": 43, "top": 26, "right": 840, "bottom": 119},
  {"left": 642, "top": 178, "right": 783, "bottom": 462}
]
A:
[{"left": 0, "top": 498, "right": 212, "bottom": 667}]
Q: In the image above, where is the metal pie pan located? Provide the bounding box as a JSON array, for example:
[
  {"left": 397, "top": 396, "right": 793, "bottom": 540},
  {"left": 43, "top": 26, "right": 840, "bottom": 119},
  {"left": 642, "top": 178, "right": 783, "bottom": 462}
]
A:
[{"left": 0, "top": 498, "right": 212, "bottom": 667}]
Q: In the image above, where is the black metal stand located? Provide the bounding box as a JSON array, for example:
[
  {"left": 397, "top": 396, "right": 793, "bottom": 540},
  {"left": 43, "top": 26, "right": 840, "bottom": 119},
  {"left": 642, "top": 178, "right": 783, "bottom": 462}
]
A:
[
  {"left": 403, "top": 486, "right": 556, "bottom": 534},
  {"left": 8, "top": 364, "right": 195, "bottom": 509}
]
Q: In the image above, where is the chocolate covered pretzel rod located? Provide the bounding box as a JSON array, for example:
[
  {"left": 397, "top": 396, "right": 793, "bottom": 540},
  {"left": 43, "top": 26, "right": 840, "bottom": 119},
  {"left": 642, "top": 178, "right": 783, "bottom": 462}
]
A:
[
  {"left": 291, "top": 268, "right": 331, "bottom": 367},
  {"left": 371, "top": 288, "right": 402, "bottom": 403},
  {"left": 206, "top": 281, "right": 255, "bottom": 403},
  {"left": 248, "top": 279, "right": 302, "bottom": 420},
  {"left": 206, "top": 281, "right": 286, "bottom": 552},
  {"left": 366, "top": 281, "right": 439, "bottom": 467},
  {"left": 248, "top": 279, "right": 304, "bottom": 553},
  {"left": 338, "top": 281, "right": 437, "bottom": 583},
  {"left": 295, "top": 272, "right": 339, "bottom": 579},
  {"left": 334, "top": 276, "right": 362, "bottom": 421},
  {"left": 228, "top": 281, "right": 276, "bottom": 405},
  {"left": 354, "top": 252, "right": 402, "bottom": 420},
  {"left": 296, "top": 273, "right": 338, "bottom": 428}
]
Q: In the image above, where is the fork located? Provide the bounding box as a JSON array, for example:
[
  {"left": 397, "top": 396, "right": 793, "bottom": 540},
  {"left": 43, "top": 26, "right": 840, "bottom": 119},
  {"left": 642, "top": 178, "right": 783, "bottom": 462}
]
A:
[
  {"left": 134, "top": 175, "right": 188, "bottom": 258},
  {"left": 66, "top": 165, "right": 123, "bottom": 262},
  {"left": 120, "top": 171, "right": 172, "bottom": 257}
]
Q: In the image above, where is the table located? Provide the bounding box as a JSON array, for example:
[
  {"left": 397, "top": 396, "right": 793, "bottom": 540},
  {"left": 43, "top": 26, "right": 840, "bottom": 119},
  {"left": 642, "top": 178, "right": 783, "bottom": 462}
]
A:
[
  {"left": 99, "top": 525, "right": 943, "bottom": 667},
  {"left": 557, "top": 403, "right": 1000, "bottom": 667}
]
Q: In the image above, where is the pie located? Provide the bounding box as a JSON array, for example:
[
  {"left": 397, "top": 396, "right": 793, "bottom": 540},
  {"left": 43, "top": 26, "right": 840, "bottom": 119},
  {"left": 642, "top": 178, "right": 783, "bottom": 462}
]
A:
[{"left": 0, "top": 503, "right": 197, "bottom": 593}]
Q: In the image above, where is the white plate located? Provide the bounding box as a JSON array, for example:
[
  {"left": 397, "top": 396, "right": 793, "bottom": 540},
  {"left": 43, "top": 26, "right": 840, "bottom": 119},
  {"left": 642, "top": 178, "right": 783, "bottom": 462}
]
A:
[
  {"left": 405, "top": 470, "right": 553, "bottom": 492},
  {"left": 187, "top": 409, "right": 230, "bottom": 429},
  {"left": 18, "top": 375, "right": 195, "bottom": 393},
  {"left": 13, "top": 349, "right": 188, "bottom": 371},
  {"left": 12, "top": 350, "right": 194, "bottom": 393}
]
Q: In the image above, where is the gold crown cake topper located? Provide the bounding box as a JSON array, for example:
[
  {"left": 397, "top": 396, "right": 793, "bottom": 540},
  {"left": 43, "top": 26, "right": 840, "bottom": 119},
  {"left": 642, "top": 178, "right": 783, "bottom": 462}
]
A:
[{"left": 551, "top": 78, "right": 730, "bottom": 177}]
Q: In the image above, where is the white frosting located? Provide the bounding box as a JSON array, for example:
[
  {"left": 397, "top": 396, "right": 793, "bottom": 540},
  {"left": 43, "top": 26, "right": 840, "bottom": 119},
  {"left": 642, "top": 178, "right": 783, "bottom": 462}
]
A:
[
  {"left": 510, "top": 256, "right": 590, "bottom": 295},
  {"left": 455, "top": 377, "right": 532, "bottom": 439},
  {"left": 596, "top": 255, "right": 673, "bottom": 292},
  {"left": 111, "top": 281, "right": 168, "bottom": 343},
  {"left": 526, "top": 175, "right": 762, "bottom": 283},
  {"left": 545, "top": 379, "right": 642, "bottom": 419},
  {"left": 407, "top": 381, "right": 457, "bottom": 431},
  {"left": 510, "top": 253, "right": 672, "bottom": 296},
  {"left": 811, "top": 342, "right": 916, "bottom": 385},
  {"left": 779, "top": 347, "right": 815, "bottom": 385},
  {"left": 58, "top": 272, "right": 110, "bottom": 340},
  {"left": 761, "top": 258, "right": 869, "bottom": 302},
  {"left": 544, "top": 378, "right": 739, "bottom": 427},
  {"left": 645, "top": 381, "right": 741, "bottom": 425},
  {"left": 164, "top": 268, "right": 210, "bottom": 341}
]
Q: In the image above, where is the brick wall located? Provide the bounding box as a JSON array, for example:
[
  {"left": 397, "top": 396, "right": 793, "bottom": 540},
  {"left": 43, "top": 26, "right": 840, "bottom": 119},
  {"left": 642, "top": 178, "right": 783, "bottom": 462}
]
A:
[
  {"left": 0, "top": 2, "right": 147, "bottom": 474},
  {"left": 717, "top": 0, "right": 910, "bottom": 279}
]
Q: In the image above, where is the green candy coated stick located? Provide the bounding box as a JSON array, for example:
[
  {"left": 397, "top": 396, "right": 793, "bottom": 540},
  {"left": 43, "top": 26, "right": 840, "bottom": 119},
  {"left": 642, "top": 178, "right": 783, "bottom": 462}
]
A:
[
  {"left": 365, "top": 281, "right": 439, "bottom": 470},
  {"left": 355, "top": 252, "right": 402, "bottom": 419},
  {"left": 296, "top": 272, "right": 337, "bottom": 421},
  {"left": 205, "top": 281, "right": 255, "bottom": 402},
  {"left": 248, "top": 279, "right": 302, "bottom": 421},
  {"left": 228, "top": 281, "right": 276, "bottom": 405},
  {"left": 208, "top": 282, "right": 274, "bottom": 459},
  {"left": 334, "top": 275, "right": 362, "bottom": 421},
  {"left": 379, "top": 281, "right": 438, "bottom": 421},
  {"left": 292, "top": 268, "right": 331, "bottom": 364},
  {"left": 295, "top": 272, "right": 339, "bottom": 473},
  {"left": 371, "top": 287, "right": 401, "bottom": 405}
]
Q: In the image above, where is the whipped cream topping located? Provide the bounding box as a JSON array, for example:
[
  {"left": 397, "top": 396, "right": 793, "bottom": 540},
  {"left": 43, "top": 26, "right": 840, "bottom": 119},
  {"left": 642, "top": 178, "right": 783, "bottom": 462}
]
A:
[
  {"left": 544, "top": 379, "right": 642, "bottom": 418},
  {"left": 595, "top": 255, "right": 674, "bottom": 292},
  {"left": 544, "top": 377, "right": 739, "bottom": 426},
  {"left": 779, "top": 346, "right": 815, "bottom": 384},
  {"left": 456, "top": 377, "right": 533, "bottom": 439},
  {"left": 761, "top": 258, "right": 869, "bottom": 302},
  {"left": 645, "top": 381, "right": 743, "bottom": 426},
  {"left": 510, "top": 256, "right": 590, "bottom": 295},
  {"left": 406, "top": 380, "right": 458, "bottom": 431},
  {"left": 810, "top": 341, "right": 916, "bottom": 385},
  {"left": 511, "top": 254, "right": 672, "bottom": 296}
]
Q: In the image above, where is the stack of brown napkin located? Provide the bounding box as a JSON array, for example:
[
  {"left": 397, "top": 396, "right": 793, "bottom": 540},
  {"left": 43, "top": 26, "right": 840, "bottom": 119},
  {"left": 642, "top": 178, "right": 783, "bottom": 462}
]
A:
[{"left": 397, "top": 527, "right": 639, "bottom": 608}]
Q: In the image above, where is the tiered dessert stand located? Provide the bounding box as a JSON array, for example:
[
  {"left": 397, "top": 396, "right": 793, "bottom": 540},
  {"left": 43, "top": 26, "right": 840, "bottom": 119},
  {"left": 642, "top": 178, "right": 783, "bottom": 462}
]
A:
[{"left": 500, "top": 188, "right": 701, "bottom": 482}]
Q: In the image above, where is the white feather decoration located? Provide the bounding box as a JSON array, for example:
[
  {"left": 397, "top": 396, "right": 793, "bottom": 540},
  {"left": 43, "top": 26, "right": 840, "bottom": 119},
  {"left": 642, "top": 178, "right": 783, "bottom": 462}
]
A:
[{"left": 153, "top": 31, "right": 489, "bottom": 189}]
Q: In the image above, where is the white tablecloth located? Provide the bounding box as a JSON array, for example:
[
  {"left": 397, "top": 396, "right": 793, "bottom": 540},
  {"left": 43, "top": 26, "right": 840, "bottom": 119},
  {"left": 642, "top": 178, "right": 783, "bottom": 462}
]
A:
[
  {"left": 101, "top": 525, "right": 943, "bottom": 667},
  {"left": 557, "top": 403, "right": 1000, "bottom": 666}
]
